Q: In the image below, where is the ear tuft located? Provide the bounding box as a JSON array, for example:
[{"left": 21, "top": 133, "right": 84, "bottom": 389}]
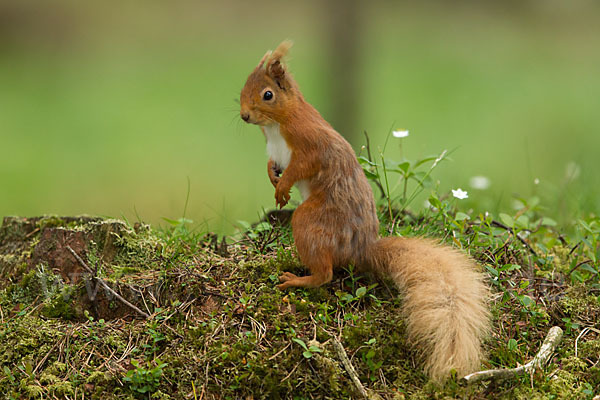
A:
[
  {"left": 269, "top": 40, "right": 293, "bottom": 64},
  {"left": 266, "top": 40, "right": 293, "bottom": 87},
  {"left": 256, "top": 50, "right": 272, "bottom": 69}
]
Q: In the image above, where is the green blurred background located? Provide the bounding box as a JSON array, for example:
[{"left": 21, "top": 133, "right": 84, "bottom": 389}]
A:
[{"left": 1, "top": 0, "right": 598, "bottom": 233}]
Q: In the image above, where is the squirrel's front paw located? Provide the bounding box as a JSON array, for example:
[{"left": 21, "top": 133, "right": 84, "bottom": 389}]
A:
[
  {"left": 268, "top": 171, "right": 280, "bottom": 188},
  {"left": 275, "top": 185, "right": 291, "bottom": 208},
  {"left": 268, "top": 161, "right": 282, "bottom": 188}
]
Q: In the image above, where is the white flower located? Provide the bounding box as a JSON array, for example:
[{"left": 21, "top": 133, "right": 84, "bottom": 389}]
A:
[
  {"left": 469, "top": 175, "right": 490, "bottom": 190},
  {"left": 534, "top": 178, "right": 540, "bottom": 185},
  {"left": 392, "top": 130, "right": 409, "bottom": 138},
  {"left": 452, "top": 188, "right": 469, "bottom": 199}
]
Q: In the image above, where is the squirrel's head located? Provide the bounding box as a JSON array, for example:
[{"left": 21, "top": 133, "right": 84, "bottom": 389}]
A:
[{"left": 240, "top": 40, "right": 299, "bottom": 126}]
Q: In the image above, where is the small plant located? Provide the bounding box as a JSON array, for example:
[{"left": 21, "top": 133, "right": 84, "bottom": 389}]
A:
[
  {"left": 291, "top": 337, "right": 322, "bottom": 359},
  {"left": 361, "top": 338, "right": 383, "bottom": 381},
  {"left": 337, "top": 284, "right": 379, "bottom": 307},
  {"left": 561, "top": 317, "right": 581, "bottom": 335},
  {"left": 141, "top": 320, "right": 166, "bottom": 357},
  {"left": 570, "top": 217, "right": 600, "bottom": 286},
  {"left": 236, "top": 219, "right": 292, "bottom": 254},
  {"left": 82, "top": 310, "right": 105, "bottom": 342},
  {"left": 123, "top": 359, "right": 166, "bottom": 396},
  {"left": 359, "top": 129, "right": 450, "bottom": 218},
  {"left": 315, "top": 301, "right": 334, "bottom": 324},
  {"left": 337, "top": 265, "right": 379, "bottom": 307}
]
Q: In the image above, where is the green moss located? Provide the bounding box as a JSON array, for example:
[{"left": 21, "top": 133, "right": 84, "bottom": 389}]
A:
[
  {"left": 578, "top": 339, "right": 600, "bottom": 361},
  {"left": 46, "top": 362, "right": 68, "bottom": 376},
  {"left": 22, "top": 384, "right": 44, "bottom": 398},
  {"left": 36, "top": 216, "right": 66, "bottom": 230},
  {"left": 41, "top": 286, "right": 76, "bottom": 319},
  {"left": 11, "top": 264, "right": 71, "bottom": 313},
  {"left": 39, "top": 372, "right": 61, "bottom": 385},
  {"left": 151, "top": 391, "right": 172, "bottom": 399},
  {"left": 559, "top": 285, "right": 600, "bottom": 320},
  {"left": 1, "top": 214, "right": 599, "bottom": 398},
  {"left": 48, "top": 380, "right": 74, "bottom": 396}
]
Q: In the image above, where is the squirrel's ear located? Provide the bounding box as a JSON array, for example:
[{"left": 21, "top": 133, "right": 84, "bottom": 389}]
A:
[
  {"left": 267, "top": 60, "right": 286, "bottom": 83},
  {"left": 266, "top": 40, "right": 293, "bottom": 89},
  {"left": 256, "top": 50, "right": 271, "bottom": 69}
]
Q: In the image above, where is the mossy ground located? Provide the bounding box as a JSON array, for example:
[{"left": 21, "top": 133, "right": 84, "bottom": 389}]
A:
[{"left": 0, "top": 211, "right": 599, "bottom": 399}]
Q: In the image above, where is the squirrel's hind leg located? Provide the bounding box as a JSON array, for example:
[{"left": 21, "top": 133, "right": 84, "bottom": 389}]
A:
[
  {"left": 277, "top": 262, "right": 332, "bottom": 290},
  {"left": 277, "top": 202, "right": 335, "bottom": 290}
]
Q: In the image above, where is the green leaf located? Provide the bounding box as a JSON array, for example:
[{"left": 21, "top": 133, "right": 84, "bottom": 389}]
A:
[
  {"left": 499, "top": 264, "right": 521, "bottom": 272},
  {"left": 455, "top": 212, "right": 470, "bottom": 221},
  {"left": 161, "top": 217, "right": 180, "bottom": 226},
  {"left": 24, "top": 362, "right": 33, "bottom": 376},
  {"left": 302, "top": 351, "right": 313, "bottom": 359},
  {"left": 308, "top": 345, "right": 322, "bottom": 353},
  {"left": 578, "top": 219, "right": 594, "bottom": 233},
  {"left": 484, "top": 264, "right": 499, "bottom": 278},
  {"left": 254, "top": 222, "right": 272, "bottom": 232},
  {"left": 362, "top": 169, "right": 379, "bottom": 180},
  {"left": 357, "top": 156, "right": 377, "bottom": 167},
  {"left": 419, "top": 174, "right": 433, "bottom": 188},
  {"left": 516, "top": 215, "right": 530, "bottom": 229},
  {"left": 292, "top": 338, "right": 309, "bottom": 351},
  {"left": 499, "top": 213, "right": 515, "bottom": 227},
  {"left": 397, "top": 161, "right": 411, "bottom": 173},
  {"left": 342, "top": 293, "right": 354, "bottom": 303},
  {"left": 507, "top": 338, "right": 518, "bottom": 351},
  {"left": 541, "top": 217, "right": 557, "bottom": 227},
  {"left": 579, "top": 263, "right": 598, "bottom": 274},
  {"left": 528, "top": 196, "right": 540, "bottom": 208},
  {"left": 518, "top": 295, "right": 534, "bottom": 307},
  {"left": 355, "top": 286, "right": 367, "bottom": 298},
  {"left": 414, "top": 155, "right": 439, "bottom": 168},
  {"left": 428, "top": 195, "right": 442, "bottom": 209},
  {"left": 3, "top": 366, "right": 14, "bottom": 382}
]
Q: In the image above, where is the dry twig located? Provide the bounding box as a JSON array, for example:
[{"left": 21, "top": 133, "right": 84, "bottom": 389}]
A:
[
  {"left": 462, "top": 326, "right": 563, "bottom": 384},
  {"left": 66, "top": 245, "right": 150, "bottom": 319},
  {"left": 332, "top": 338, "right": 383, "bottom": 400},
  {"left": 490, "top": 220, "right": 539, "bottom": 258},
  {"left": 575, "top": 327, "right": 600, "bottom": 358}
]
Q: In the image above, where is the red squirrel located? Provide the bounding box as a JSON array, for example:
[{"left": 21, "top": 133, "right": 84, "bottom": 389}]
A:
[{"left": 239, "top": 41, "right": 489, "bottom": 382}]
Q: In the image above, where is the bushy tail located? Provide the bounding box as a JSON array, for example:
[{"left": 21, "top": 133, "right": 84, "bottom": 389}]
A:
[{"left": 368, "top": 236, "right": 489, "bottom": 382}]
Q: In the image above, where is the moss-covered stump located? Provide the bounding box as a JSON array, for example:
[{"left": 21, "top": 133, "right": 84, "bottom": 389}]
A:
[{"left": 0, "top": 215, "right": 599, "bottom": 399}]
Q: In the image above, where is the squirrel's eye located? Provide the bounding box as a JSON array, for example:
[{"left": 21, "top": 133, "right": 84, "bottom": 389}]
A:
[{"left": 263, "top": 90, "right": 273, "bottom": 101}]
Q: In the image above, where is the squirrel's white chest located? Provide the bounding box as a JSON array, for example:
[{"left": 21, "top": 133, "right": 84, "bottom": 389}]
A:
[
  {"left": 264, "top": 123, "right": 291, "bottom": 169},
  {"left": 263, "top": 123, "right": 310, "bottom": 201}
]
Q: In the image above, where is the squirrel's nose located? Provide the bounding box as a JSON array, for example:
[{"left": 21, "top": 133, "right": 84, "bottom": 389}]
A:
[{"left": 241, "top": 112, "right": 250, "bottom": 122}]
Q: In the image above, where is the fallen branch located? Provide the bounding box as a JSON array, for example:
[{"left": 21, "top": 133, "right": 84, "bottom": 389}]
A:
[
  {"left": 332, "top": 338, "right": 383, "bottom": 400},
  {"left": 462, "top": 326, "right": 563, "bottom": 384},
  {"left": 575, "top": 327, "right": 600, "bottom": 358},
  {"left": 66, "top": 246, "right": 150, "bottom": 319}
]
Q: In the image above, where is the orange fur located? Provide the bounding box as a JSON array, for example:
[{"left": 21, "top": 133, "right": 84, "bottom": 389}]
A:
[{"left": 239, "top": 41, "right": 490, "bottom": 382}]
